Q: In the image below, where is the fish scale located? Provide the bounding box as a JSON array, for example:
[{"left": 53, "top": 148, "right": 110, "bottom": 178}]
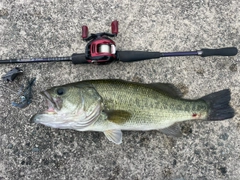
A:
[
  {"left": 31, "top": 79, "right": 235, "bottom": 144},
  {"left": 88, "top": 80, "right": 208, "bottom": 130}
]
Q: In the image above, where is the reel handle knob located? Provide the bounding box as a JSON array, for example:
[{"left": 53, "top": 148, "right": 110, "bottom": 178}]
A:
[
  {"left": 82, "top": 26, "right": 89, "bottom": 40},
  {"left": 111, "top": 20, "right": 118, "bottom": 36}
]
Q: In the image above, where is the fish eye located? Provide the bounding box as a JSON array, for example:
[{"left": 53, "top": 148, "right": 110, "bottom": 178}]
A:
[{"left": 56, "top": 88, "right": 65, "bottom": 95}]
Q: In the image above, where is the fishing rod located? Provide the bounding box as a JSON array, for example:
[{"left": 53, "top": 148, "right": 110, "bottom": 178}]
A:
[{"left": 0, "top": 20, "right": 238, "bottom": 65}]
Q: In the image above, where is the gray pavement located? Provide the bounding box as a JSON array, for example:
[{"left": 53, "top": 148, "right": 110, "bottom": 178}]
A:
[{"left": 0, "top": 0, "right": 240, "bottom": 179}]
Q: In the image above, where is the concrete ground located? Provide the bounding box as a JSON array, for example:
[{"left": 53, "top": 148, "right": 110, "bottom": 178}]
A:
[{"left": 0, "top": 0, "right": 239, "bottom": 179}]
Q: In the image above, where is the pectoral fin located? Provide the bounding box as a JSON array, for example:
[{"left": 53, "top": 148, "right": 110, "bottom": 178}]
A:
[
  {"left": 159, "top": 124, "right": 182, "bottom": 137},
  {"left": 104, "top": 129, "right": 122, "bottom": 144}
]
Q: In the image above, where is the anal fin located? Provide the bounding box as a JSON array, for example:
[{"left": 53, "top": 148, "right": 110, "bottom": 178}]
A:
[{"left": 159, "top": 124, "right": 182, "bottom": 137}]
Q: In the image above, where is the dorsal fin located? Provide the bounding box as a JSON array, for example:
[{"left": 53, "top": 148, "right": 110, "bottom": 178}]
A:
[{"left": 147, "top": 83, "right": 183, "bottom": 98}]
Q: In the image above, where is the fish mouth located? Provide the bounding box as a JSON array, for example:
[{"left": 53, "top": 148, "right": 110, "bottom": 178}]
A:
[
  {"left": 40, "top": 91, "right": 61, "bottom": 114},
  {"left": 30, "top": 91, "right": 62, "bottom": 123}
]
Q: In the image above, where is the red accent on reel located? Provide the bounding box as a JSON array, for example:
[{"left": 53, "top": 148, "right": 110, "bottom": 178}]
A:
[
  {"left": 82, "top": 26, "right": 88, "bottom": 39},
  {"left": 111, "top": 20, "right": 118, "bottom": 35}
]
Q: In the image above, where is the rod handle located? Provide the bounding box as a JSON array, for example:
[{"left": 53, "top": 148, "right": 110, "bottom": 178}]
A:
[
  {"left": 117, "top": 51, "right": 161, "bottom": 62},
  {"left": 200, "top": 47, "right": 238, "bottom": 57},
  {"left": 71, "top": 53, "right": 87, "bottom": 64}
]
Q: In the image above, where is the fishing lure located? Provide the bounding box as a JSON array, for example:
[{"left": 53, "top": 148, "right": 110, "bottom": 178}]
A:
[
  {"left": 11, "top": 78, "right": 36, "bottom": 108},
  {"left": 1, "top": 67, "right": 23, "bottom": 82}
]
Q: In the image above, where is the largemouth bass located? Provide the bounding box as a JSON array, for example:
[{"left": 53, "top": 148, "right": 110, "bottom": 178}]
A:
[{"left": 31, "top": 79, "right": 235, "bottom": 144}]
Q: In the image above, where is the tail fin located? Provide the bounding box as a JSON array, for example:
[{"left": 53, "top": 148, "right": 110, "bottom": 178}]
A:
[{"left": 201, "top": 89, "right": 235, "bottom": 121}]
